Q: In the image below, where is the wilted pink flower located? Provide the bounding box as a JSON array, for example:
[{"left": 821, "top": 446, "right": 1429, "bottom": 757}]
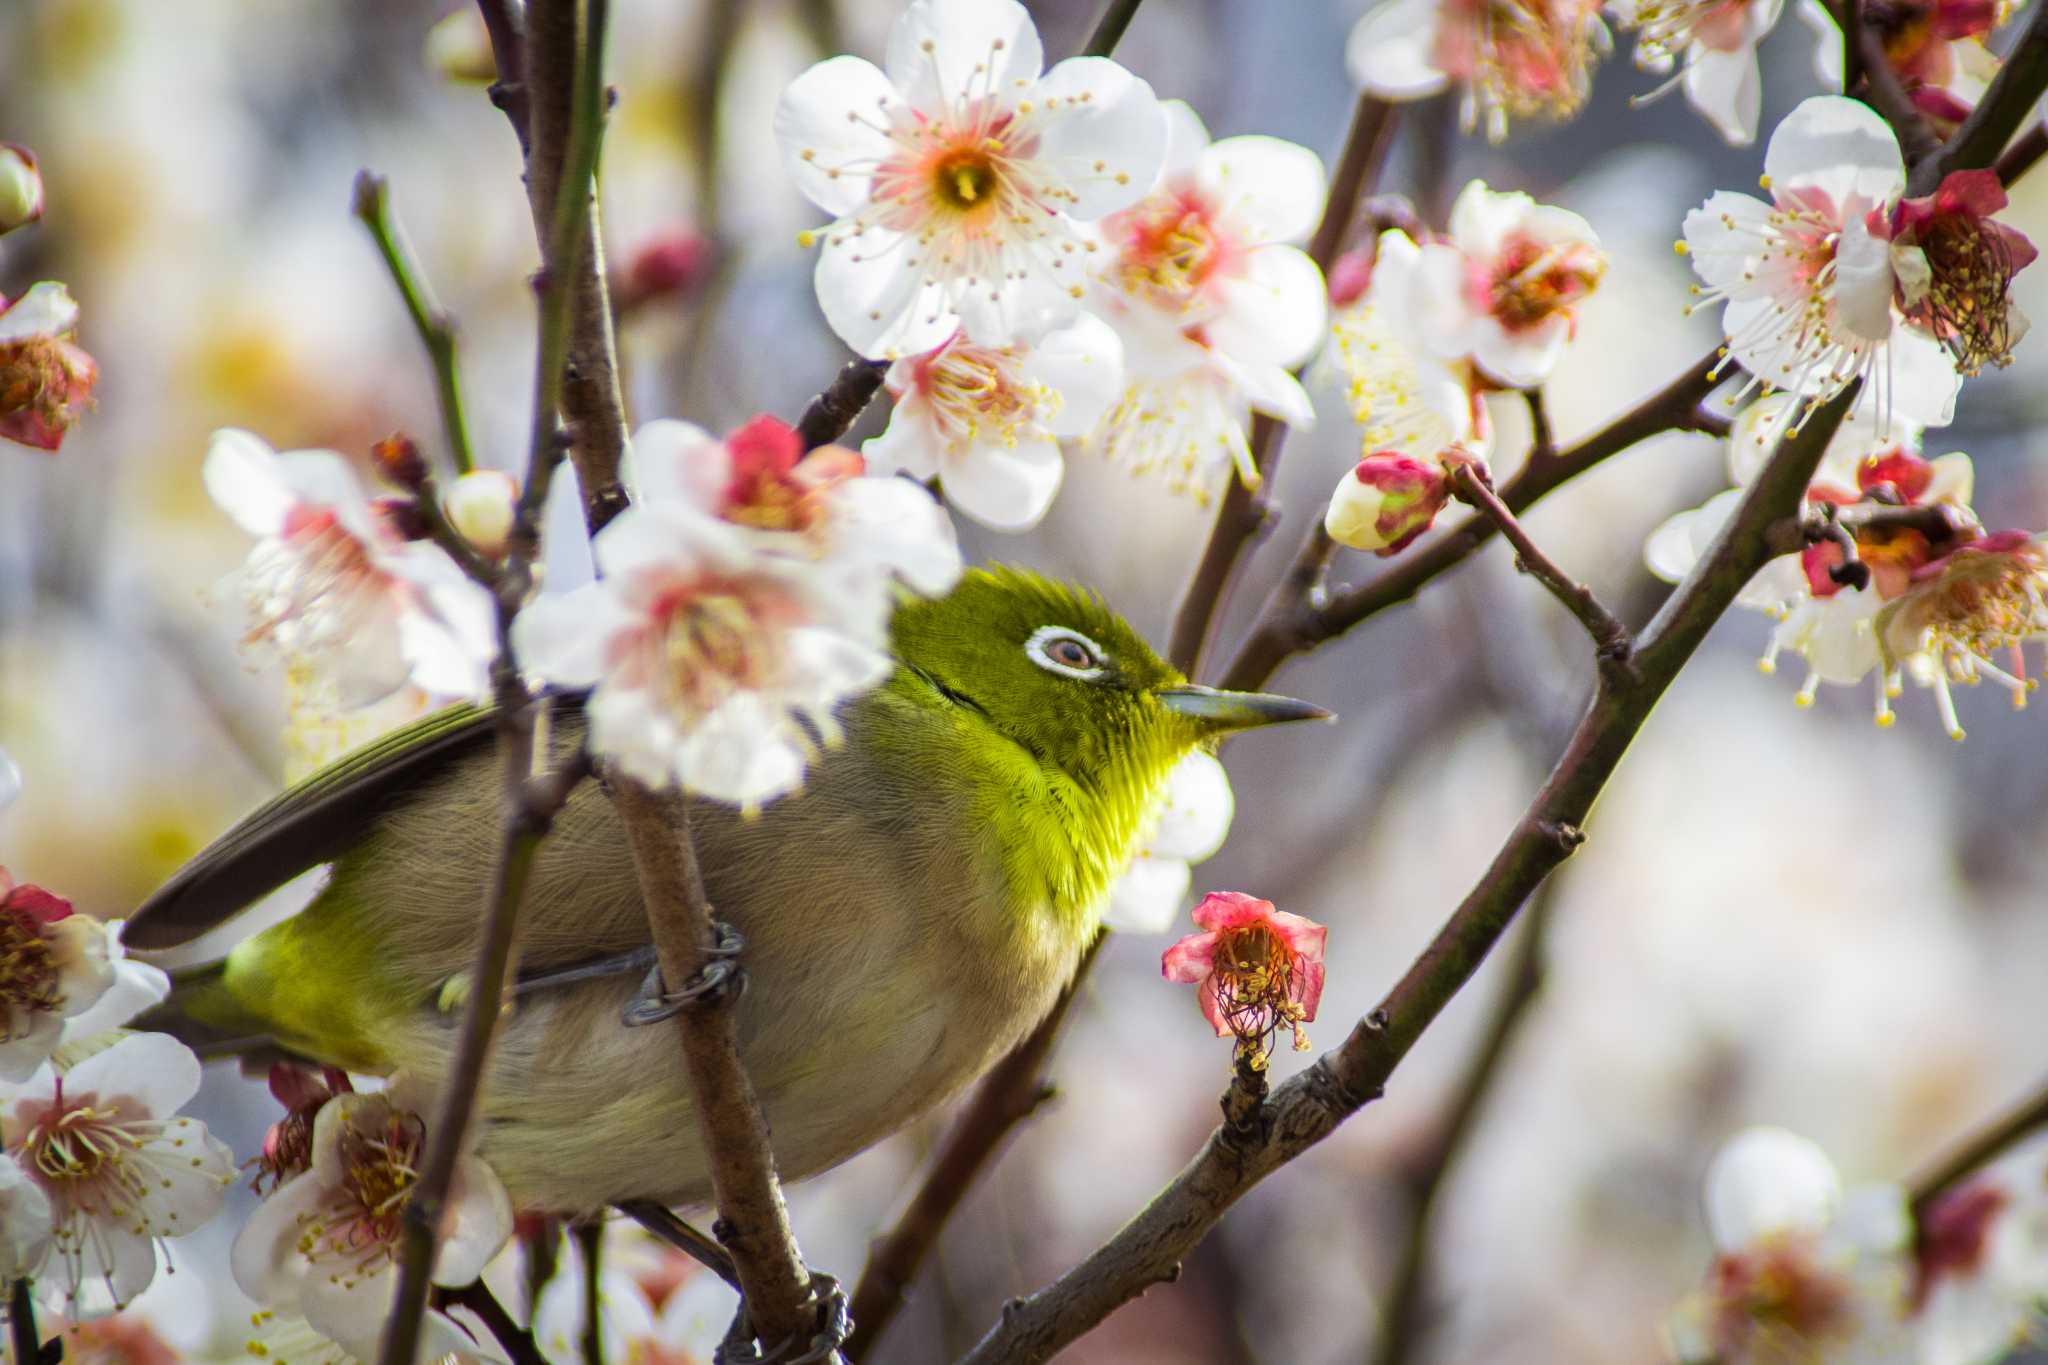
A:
[
  {"left": 1324, "top": 451, "right": 1455, "bottom": 556},
  {"left": 252, "top": 1063, "right": 355, "bottom": 1194},
  {"left": 0, "top": 282, "right": 97, "bottom": 452},
  {"left": 0, "top": 144, "right": 44, "bottom": 236},
  {"left": 1162, "top": 891, "right": 1327, "bottom": 1060},
  {"left": 1889, "top": 169, "right": 2036, "bottom": 376}
]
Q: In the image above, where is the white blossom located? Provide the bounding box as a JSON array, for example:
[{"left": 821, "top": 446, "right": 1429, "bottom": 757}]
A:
[
  {"left": 1347, "top": 0, "right": 1609, "bottom": 141},
  {"left": 1102, "top": 749, "right": 1235, "bottom": 933},
  {"left": 1610, "top": 0, "right": 1787, "bottom": 144},
  {"left": 0, "top": 1152, "right": 53, "bottom": 1283}
]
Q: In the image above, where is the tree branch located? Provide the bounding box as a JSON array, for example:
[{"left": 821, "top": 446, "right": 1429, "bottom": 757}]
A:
[
  {"left": 611, "top": 780, "right": 820, "bottom": 1355},
  {"left": 10, "top": 1278, "right": 38, "bottom": 1365},
  {"left": 952, "top": 385, "right": 1862, "bottom": 1365},
  {"left": 1855, "top": 16, "right": 1943, "bottom": 165},
  {"left": 351, "top": 173, "right": 479, "bottom": 475},
  {"left": 474, "top": 0, "right": 532, "bottom": 151},
  {"left": 1909, "top": 1077, "right": 2048, "bottom": 1216},
  {"left": 796, "top": 359, "right": 888, "bottom": 452},
  {"left": 843, "top": 934, "right": 1104, "bottom": 1362},
  {"left": 1166, "top": 92, "right": 1399, "bottom": 675},
  {"left": 1449, "top": 460, "right": 1633, "bottom": 665},
  {"left": 1217, "top": 352, "right": 1723, "bottom": 693},
  {"left": 619, "top": 1199, "right": 742, "bottom": 1290},
  {"left": 436, "top": 1280, "right": 550, "bottom": 1365},
  {"left": 1082, "top": 0, "right": 1146, "bottom": 57}
]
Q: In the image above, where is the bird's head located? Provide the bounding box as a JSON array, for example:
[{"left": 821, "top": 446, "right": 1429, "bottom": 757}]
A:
[{"left": 888, "top": 565, "right": 1329, "bottom": 813}]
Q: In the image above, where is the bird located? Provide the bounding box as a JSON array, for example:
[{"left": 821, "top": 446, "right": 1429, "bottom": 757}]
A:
[{"left": 125, "top": 565, "right": 1329, "bottom": 1215}]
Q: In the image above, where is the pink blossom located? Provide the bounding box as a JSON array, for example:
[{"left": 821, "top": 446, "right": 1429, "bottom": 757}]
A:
[
  {"left": 0, "top": 282, "right": 97, "bottom": 452},
  {"left": 1162, "top": 891, "right": 1327, "bottom": 1058}
]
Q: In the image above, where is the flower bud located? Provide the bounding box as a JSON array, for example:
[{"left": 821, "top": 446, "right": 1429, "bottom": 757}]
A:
[
  {"left": 1324, "top": 451, "right": 1450, "bottom": 556},
  {"left": 423, "top": 9, "right": 497, "bottom": 85},
  {"left": 0, "top": 145, "right": 43, "bottom": 237},
  {"left": 371, "top": 432, "right": 427, "bottom": 490},
  {"left": 614, "top": 226, "right": 715, "bottom": 315},
  {"left": 445, "top": 469, "right": 519, "bottom": 558},
  {"left": 0, "top": 282, "right": 97, "bottom": 453}
]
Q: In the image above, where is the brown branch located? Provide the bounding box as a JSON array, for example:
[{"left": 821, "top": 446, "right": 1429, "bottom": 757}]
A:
[
  {"left": 1909, "top": 1077, "right": 2048, "bottom": 1216},
  {"left": 1165, "top": 92, "right": 1400, "bottom": 675},
  {"left": 619, "top": 1199, "right": 742, "bottom": 1289},
  {"left": 952, "top": 385, "right": 1863, "bottom": 1365},
  {"left": 1369, "top": 880, "right": 1555, "bottom": 1365},
  {"left": 436, "top": 1280, "right": 549, "bottom": 1365},
  {"left": 1217, "top": 352, "right": 1723, "bottom": 693},
  {"left": 1910, "top": 0, "right": 2048, "bottom": 193},
  {"left": 843, "top": 934, "right": 1104, "bottom": 1361},
  {"left": 1855, "top": 17, "right": 1943, "bottom": 164},
  {"left": 1448, "top": 461, "right": 1633, "bottom": 666},
  {"left": 474, "top": 0, "right": 532, "bottom": 150},
  {"left": 611, "top": 780, "right": 820, "bottom": 1355},
  {"left": 797, "top": 359, "right": 888, "bottom": 451},
  {"left": 1995, "top": 122, "right": 2048, "bottom": 184},
  {"left": 1761, "top": 497, "right": 1982, "bottom": 559},
  {"left": 1083, "top": 0, "right": 1146, "bottom": 57}
]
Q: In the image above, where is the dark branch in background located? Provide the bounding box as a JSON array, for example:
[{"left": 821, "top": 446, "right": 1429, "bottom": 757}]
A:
[
  {"left": 688, "top": 0, "right": 741, "bottom": 246},
  {"left": 954, "top": 385, "right": 1862, "bottom": 1365},
  {"left": 1995, "top": 122, "right": 2048, "bottom": 182},
  {"left": 1369, "top": 881, "right": 1556, "bottom": 1365},
  {"left": 843, "top": 934, "right": 1105, "bottom": 1361},
  {"left": 475, "top": 0, "right": 533, "bottom": 151},
  {"left": 797, "top": 359, "right": 888, "bottom": 451},
  {"left": 436, "top": 1280, "right": 549, "bottom": 1365},
  {"left": 377, "top": 5, "right": 610, "bottom": 1363},
  {"left": 620, "top": 1199, "right": 742, "bottom": 1289},
  {"left": 520, "top": 0, "right": 632, "bottom": 532},
  {"left": 10, "top": 1278, "right": 39, "bottom": 1365},
  {"left": 611, "top": 781, "right": 822, "bottom": 1354},
  {"left": 1166, "top": 92, "right": 1399, "bottom": 674},
  {"left": 1082, "top": 0, "right": 1145, "bottom": 56},
  {"left": 351, "top": 173, "right": 479, "bottom": 475},
  {"left": 1855, "top": 18, "right": 1943, "bottom": 163},
  {"left": 1218, "top": 354, "right": 1724, "bottom": 693},
  {"left": 1909, "top": 1078, "right": 2048, "bottom": 1215},
  {"left": 1448, "top": 461, "right": 1633, "bottom": 666},
  {"left": 575, "top": 1222, "right": 603, "bottom": 1365},
  {"left": 1912, "top": 0, "right": 2048, "bottom": 191}
]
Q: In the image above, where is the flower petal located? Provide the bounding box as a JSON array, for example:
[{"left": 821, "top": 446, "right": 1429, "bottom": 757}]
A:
[
  {"left": 939, "top": 430, "right": 1064, "bottom": 530},
  {"left": 61, "top": 1031, "right": 201, "bottom": 1117},
  {"left": 1102, "top": 856, "right": 1192, "bottom": 934},
  {"left": 884, "top": 0, "right": 1044, "bottom": 115},
  {"left": 432, "top": 1157, "right": 514, "bottom": 1288},
  {"left": 1197, "top": 135, "right": 1327, "bottom": 246},
  {"left": 1764, "top": 95, "right": 1904, "bottom": 210},
  {"left": 1208, "top": 243, "right": 1328, "bottom": 372},
  {"left": 773, "top": 57, "right": 902, "bottom": 218},
  {"left": 1021, "top": 311, "right": 1125, "bottom": 436},
  {"left": 1026, "top": 57, "right": 1168, "bottom": 221},
  {"left": 1703, "top": 1126, "right": 1843, "bottom": 1251},
  {"left": 1347, "top": 0, "right": 1452, "bottom": 98},
  {"left": 203, "top": 429, "right": 295, "bottom": 537},
  {"left": 813, "top": 225, "right": 959, "bottom": 360},
  {"left": 0, "top": 281, "right": 79, "bottom": 342},
  {"left": 1684, "top": 43, "right": 1763, "bottom": 146},
  {"left": 512, "top": 584, "right": 629, "bottom": 688}
]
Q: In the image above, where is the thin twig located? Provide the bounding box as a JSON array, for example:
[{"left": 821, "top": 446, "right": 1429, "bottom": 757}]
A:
[
  {"left": 1217, "top": 353, "right": 1722, "bottom": 693},
  {"left": 1910, "top": 0, "right": 2048, "bottom": 193},
  {"left": 1082, "top": 0, "right": 1145, "bottom": 57},
  {"left": 1448, "top": 461, "right": 1633, "bottom": 666},
  {"left": 351, "top": 172, "right": 479, "bottom": 475},
  {"left": 843, "top": 934, "right": 1104, "bottom": 1362},
  {"left": 611, "top": 780, "right": 820, "bottom": 1354},
  {"left": 474, "top": 0, "right": 532, "bottom": 150},
  {"left": 1761, "top": 497, "right": 1981, "bottom": 559},
  {"left": 796, "top": 359, "right": 888, "bottom": 451},
  {"left": 437, "top": 1281, "right": 550, "bottom": 1365},
  {"left": 1523, "top": 388, "right": 1557, "bottom": 464},
  {"left": 1909, "top": 1078, "right": 2048, "bottom": 1215},
  {"left": 1368, "top": 881, "right": 1555, "bottom": 1365},
  {"left": 953, "top": 385, "right": 1862, "bottom": 1365},
  {"left": 1840, "top": 0, "right": 1865, "bottom": 106},
  {"left": 10, "top": 1279, "right": 37, "bottom": 1365},
  {"left": 619, "top": 1199, "right": 743, "bottom": 1290},
  {"left": 1995, "top": 123, "right": 2048, "bottom": 184},
  {"left": 574, "top": 1221, "right": 603, "bottom": 1365},
  {"left": 688, "top": 0, "right": 741, "bottom": 245},
  {"left": 1165, "top": 92, "right": 1399, "bottom": 674}
]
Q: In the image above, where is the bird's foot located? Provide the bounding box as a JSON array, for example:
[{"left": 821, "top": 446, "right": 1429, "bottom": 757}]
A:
[
  {"left": 714, "top": 1271, "right": 851, "bottom": 1365},
  {"left": 620, "top": 920, "right": 746, "bottom": 1026}
]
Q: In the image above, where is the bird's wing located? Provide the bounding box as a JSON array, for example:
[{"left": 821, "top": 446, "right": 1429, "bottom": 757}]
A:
[{"left": 125, "top": 701, "right": 508, "bottom": 950}]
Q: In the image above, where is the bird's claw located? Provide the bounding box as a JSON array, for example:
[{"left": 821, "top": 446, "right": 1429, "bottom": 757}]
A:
[
  {"left": 714, "top": 1272, "right": 851, "bottom": 1365},
  {"left": 620, "top": 920, "right": 746, "bottom": 1026}
]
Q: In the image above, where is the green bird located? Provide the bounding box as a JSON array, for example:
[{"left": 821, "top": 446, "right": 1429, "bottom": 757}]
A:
[{"left": 127, "top": 566, "right": 1327, "bottom": 1214}]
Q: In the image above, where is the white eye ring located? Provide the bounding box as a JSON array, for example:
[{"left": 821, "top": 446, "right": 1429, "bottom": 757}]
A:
[{"left": 1026, "top": 625, "right": 1108, "bottom": 680}]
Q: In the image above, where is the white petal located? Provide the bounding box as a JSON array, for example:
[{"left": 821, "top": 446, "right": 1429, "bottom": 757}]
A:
[
  {"left": 1207, "top": 244, "right": 1328, "bottom": 370},
  {"left": 512, "top": 584, "right": 625, "bottom": 687},
  {"left": 0, "top": 281, "right": 79, "bottom": 342},
  {"left": 1684, "top": 45, "right": 1763, "bottom": 146},
  {"left": 57, "top": 932, "right": 170, "bottom": 1042},
  {"left": 1833, "top": 213, "right": 1898, "bottom": 343},
  {"left": 1796, "top": 0, "right": 1846, "bottom": 90},
  {"left": 773, "top": 57, "right": 901, "bottom": 218},
  {"left": 1099, "top": 856, "right": 1191, "bottom": 934},
  {"left": 1682, "top": 191, "right": 1777, "bottom": 296},
  {"left": 1704, "top": 1126, "right": 1843, "bottom": 1251},
  {"left": 204, "top": 429, "right": 295, "bottom": 537},
  {"left": 432, "top": 1157, "right": 514, "bottom": 1287},
  {"left": 1197, "top": 135, "right": 1327, "bottom": 246},
  {"left": 676, "top": 697, "right": 809, "bottom": 806},
  {"left": 94, "top": 1225, "right": 162, "bottom": 1307},
  {"left": 1156, "top": 99, "right": 1212, "bottom": 183},
  {"left": 0, "top": 1012, "right": 62, "bottom": 1084},
  {"left": 61, "top": 1031, "right": 201, "bottom": 1117},
  {"left": 1413, "top": 241, "right": 1485, "bottom": 359},
  {"left": 941, "top": 431, "right": 1064, "bottom": 530},
  {"left": 1023, "top": 311, "right": 1125, "bottom": 435},
  {"left": 1227, "top": 358, "right": 1317, "bottom": 429},
  {"left": 331, "top": 616, "right": 415, "bottom": 711},
  {"left": 1026, "top": 57, "right": 1168, "bottom": 221},
  {"left": 1764, "top": 95, "right": 1904, "bottom": 210},
  {"left": 1347, "top": 0, "right": 1453, "bottom": 98},
  {"left": 1878, "top": 325, "right": 1961, "bottom": 429},
  {"left": 862, "top": 397, "right": 947, "bottom": 481},
  {"left": 304, "top": 1262, "right": 399, "bottom": 1362},
  {"left": 953, "top": 252, "right": 1082, "bottom": 350},
  {"left": 622, "top": 418, "right": 726, "bottom": 512},
  {"left": 814, "top": 226, "right": 959, "bottom": 360},
  {"left": 0, "top": 1155, "right": 53, "bottom": 1282},
  {"left": 1447, "top": 180, "right": 1529, "bottom": 259},
  {"left": 0, "top": 745, "right": 19, "bottom": 810},
  {"left": 1923, "top": 450, "right": 1973, "bottom": 504},
  {"left": 1827, "top": 1184, "right": 1914, "bottom": 1258},
  {"left": 828, "top": 476, "right": 964, "bottom": 595},
  {"left": 1645, "top": 509, "right": 1708, "bottom": 584},
  {"left": 1149, "top": 750, "right": 1234, "bottom": 861},
  {"left": 884, "top": 0, "right": 1043, "bottom": 115},
  {"left": 1472, "top": 316, "right": 1571, "bottom": 389}
]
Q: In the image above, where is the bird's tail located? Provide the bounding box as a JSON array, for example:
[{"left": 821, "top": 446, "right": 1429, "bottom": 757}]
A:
[{"left": 133, "top": 960, "right": 284, "bottom": 1061}]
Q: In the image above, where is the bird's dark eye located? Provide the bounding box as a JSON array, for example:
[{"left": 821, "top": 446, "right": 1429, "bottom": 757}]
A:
[{"left": 1026, "top": 626, "right": 1108, "bottom": 679}]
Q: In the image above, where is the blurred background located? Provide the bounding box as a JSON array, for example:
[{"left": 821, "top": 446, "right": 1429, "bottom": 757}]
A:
[{"left": 4, "top": 0, "right": 2048, "bottom": 1361}]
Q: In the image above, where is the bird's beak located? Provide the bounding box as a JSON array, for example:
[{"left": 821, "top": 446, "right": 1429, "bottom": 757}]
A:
[{"left": 1155, "top": 684, "right": 1334, "bottom": 732}]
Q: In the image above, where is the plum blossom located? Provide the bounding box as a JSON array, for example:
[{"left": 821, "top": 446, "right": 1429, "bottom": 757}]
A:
[
  {"left": 1801, "top": 0, "right": 2007, "bottom": 123},
  {"left": 1, "top": 1033, "right": 237, "bottom": 1308},
  {"left": 1680, "top": 97, "right": 1964, "bottom": 430},
  {"left": 1080, "top": 101, "right": 1328, "bottom": 495},
  {"left": 1668, "top": 1127, "right": 1914, "bottom": 1363},
  {"left": 0, "top": 870, "right": 111, "bottom": 1083},
  {"left": 232, "top": 1081, "right": 512, "bottom": 1365},
  {"left": 518, "top": 417, "right": 959, "bottom": 806},
  {"left": 1414, "top": 179, "right": 1605, "bottom": 387},
  {"left": 205, "top": 429, "right": 499, "bottom": 708},
  {"left": 1876, "top": 530, "right": 2048, "bottom": 740},
  {"left": 773, "top": 0, "right": 1167, "bottom": 358},
  {"left": 1328, "top": 230, "right": 1491, "bottom": 464},
  {"left": 1610, "top": 0, "right": 1786, "bottom": 143},
  {"left": 1102, "top": 750, "right": 1235, "bottom": 934},
  {"left": 1910, "top": 1140, "right": 2048, "bottom": 1365},
  {"left": 530, "top": 1229, "right": 731, "bottom": 1365},
  {"left": 864, "top": 312, "right": 1124, "bottom": 530},
  {"left": 0, "top": 1152, "right": 54, "bottom": 1283},
  {"left": 0, "top": 282, "right": 98, "bottom": 452},
  {"left": 1162, "top": 891, "right": 1326, "bottom": 1062},
  {"left": 0, "top": 143, "right": 44, "bottom": 236},
  {"left": 1347, "top": 0, "right": 1610, "bottom": 141},
  {"left": 1887, "top": 170, "right": 2036, "bottom": 376},
  {"left": 1325, "top": 451, "right": 1457, "bottom": 555}
]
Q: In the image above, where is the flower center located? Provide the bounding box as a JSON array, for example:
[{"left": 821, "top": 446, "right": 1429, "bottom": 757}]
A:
[
  {"left": 26, "top": 1100, "right": 125, "bottom": 1184},
  {"left": 1710, "top": 1239, "right": 1852, "bottom": 1350},
  {"left": 1486, "top": 235, "right": 1604, "bottom": 331},
  {"left": 1905, "top": 213, "right": 2025, "bottom": 375},
  {"left": 1210, "top": 926, "right": 1311, "bottom": 1058},
  {"left": 932, "top": 149, "right": 1000, "bottom": 213},
  {"left": 916, "top": 340, "right": 1042, "bottom": 450},
  {"left": 0, "top": 336, "right": 78, "bottom": 426},
  {"left": 1110, "top": 190, "right": 1227, "bottom": 316},
  {"left": 0, "top": 908, "right": 61, "bottom": 1028},
  {"left": 644, "top": 577, "right": 797, "bottom": 720},
  {"left": 1441, "top": 0, "right": 1604, "bottom": 137},
  {"left": 335, "top": 1111, "right": 424, "bottom": 1247}
]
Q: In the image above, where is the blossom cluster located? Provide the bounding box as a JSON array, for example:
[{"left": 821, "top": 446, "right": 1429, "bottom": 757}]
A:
[{"left": 0, "top": 138, "right": 96, "bottom": 452}]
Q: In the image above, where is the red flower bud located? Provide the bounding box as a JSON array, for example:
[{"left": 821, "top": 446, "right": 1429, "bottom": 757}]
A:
[{"left": 1324, "top": 451, "right": 1451, "bottom": 556}]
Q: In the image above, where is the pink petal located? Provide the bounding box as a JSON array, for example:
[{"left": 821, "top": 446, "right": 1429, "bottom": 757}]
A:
[
  {"left": 1161, "top": 931, "right": 1219, "bottom": 983},
  {"left": 1266, "top": 909, "right": 1328, "bottom": 967},
  {"left": 1190, "top": 890, "right": 1275, "bottom": 933},
  {"left": 1197, "top": 978, "right": 1232, "bottom": 1037}
]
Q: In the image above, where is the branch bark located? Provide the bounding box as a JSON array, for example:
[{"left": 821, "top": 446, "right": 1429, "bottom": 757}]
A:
[
  {"left": 611, "top": 781, "right": 820, "bottom": 1355},
  {"left": 1448, "top": 460, "right": 1633, "bottom": 666},
  {"left": 1909, "top": 1077, "right": 2048, "bottom": 1216},
  {"left": 953, "top": 384, "right": 1862, "bottom": 1365}
]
